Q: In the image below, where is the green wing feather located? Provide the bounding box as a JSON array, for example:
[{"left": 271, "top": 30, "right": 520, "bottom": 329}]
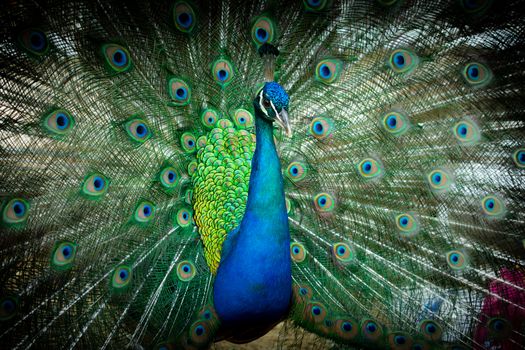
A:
[{"left": 192, "top": 119, "right": 255, "bottom": 273}]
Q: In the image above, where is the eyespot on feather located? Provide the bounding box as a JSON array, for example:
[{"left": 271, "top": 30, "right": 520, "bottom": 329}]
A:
[
  {"left": 0, "top": 296, "right": 19, "bottom": 321},
  {"left": 181, "top": 132, "right": 197, "bottom": 153},
  {"left": 201, "top": 108, "right": 219, "bottom": 128},
  {"left": 462, "top": 62, "right": 492, "bottom": 87},
  {"left": 2, "top": 198, "right": 30, "bottom": 225},
  {"left": 176, "top": 208, "right": 192, "bottom": 227},
  {"left": 111, "top": 265, "right": 132, "bottom": 290},
  {"left": 486, "top": 317, "right": 512, "bottom": 338},
  {"left": 196, "top": 135, "right": 207, "bottom": 150},
  {"left": 446, "top": 250, "right": 467, "bottom": 270},
  {"left": 125, "top": 119, "right": 151, "bottom": 143},
  {"left": 357, "top": 158, "right": 383, "bottom": 180},
  {"left": 388, "top": 49, "right": 418, "bottom": 74},
  {"left": 218, "top": 118, "right": 233, "bottom": 129},
  {"left": 134, "top": 201, "right": 156, "bottom": 223},
  {"left": 305, "top": 302, "right": 327, "bottom": 324},
  {"left": 419, "top": 320, "right": 442, "bottom": 341},
  {"left": 411, "top": 339, "right": 431, "bottom": 350},
  {"left": 395, "top": 212, "right": 420, "bottom": 237},
  {"left": 233, "top": 109, "right": 254, "bottom": 129},
  {"left": 212, "top": 58, "right": 234, "bottom": 86},
  {"left": 82, "top": 173, "right": 109, "bottom": 198},
  {"left": 513, "top": 148, "right": 525, "bottom": 168},
  {"left": 303, "top": 0, "right": 329, "bottom": 11},
  {"left": 159, "top": 166, "right": 180, "bottom": 189},
  {"left": 334, "top": 318, "right": 359, "bottom": 340},
  {"left": 285, "top": 161, "right": 307, "bottom": 182},
  {"left": 309, "top": 117, "right": 333, "bottom": 140},
  {"left": 360, "top": 319, "right": 383, "bottom": 341},
  {"left": 382, "top": 111, "right": 409, "bottom": 136},
  {"left": 426, "top": 168, "right": 453, "bottom": 193},
  {"left": 43, "top": 109, "right": 74, "bottom": 135},
  {"left": 184, "top": 189, "right": 193, "bottom": 205},
  {"left": 290, "top": 242, "right": 306, "bottom": 262},
  {"left": 331, "top": 242, "right": 356, "bottom": 265},
  {"left": 251, "top": 16, "right": 276, "bottom": 47},
  {"left": 176, "top": 260, "right": 196, "bottom": 282},
  {"left": 315, "top": 59, "right": 342, "bottom": 84},
  {"left": 313, "top": 192, "right": 335, "bottom": 212},
  {"left": 18, "top": 28, "right": 49, "bottom": 56},
  {"left": 187, "top": 161, "right": 197, "bottom": 176},
  {"left": 102, "top": 44, "right": 131, "bottom": 73},
  {"left": 168, "top": 77, "right": 191, "bottom": 106},
  {"left": 51, "top": 241, "right": 77, "bottom": 270},
  {"left": 293, "top": 284, "right": 313, "bottom": 304},
  {"left": 388, "top": 332, "right": 413, "bottom": 350},
  {"left": 188, "top": 320, "right": 212, "bottom": 346},
  {"left": 154, "top": 342, "right": 175, "bottom": 350},
  {"left": 198, "top": 305, "right": 219, "bottom": 324},
  {"left": 173, "top": 1, "right": 196, "bottom": 33},
  {"left": 452, "top": 118, "right": 481, "bottom": 145},
  {"left": 481, "top": 195, "right": 506, "bottom": 218}
]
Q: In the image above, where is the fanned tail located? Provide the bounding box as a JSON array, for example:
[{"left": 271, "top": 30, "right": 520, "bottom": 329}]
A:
[
  {"left": 1, "top": 0, "right": 525, "bottom": 349},
  {"left": 275, "top": 1, "right": 525, "bottom": 349}
]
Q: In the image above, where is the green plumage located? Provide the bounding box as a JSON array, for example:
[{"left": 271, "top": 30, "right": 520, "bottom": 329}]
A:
[
  {"left": 1, "top": 0, "right": 525, "bottom": 349},
  {"left": 193, "top": 119, "right": 255, "bottom": 273}
]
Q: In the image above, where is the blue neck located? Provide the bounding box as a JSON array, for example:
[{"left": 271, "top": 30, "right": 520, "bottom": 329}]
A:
[
  {"left": 213, "top": 110, "right": 291, "bottom": 334},
  {"left": 245, "top": 114, "right": 287, "bottom": 216}
]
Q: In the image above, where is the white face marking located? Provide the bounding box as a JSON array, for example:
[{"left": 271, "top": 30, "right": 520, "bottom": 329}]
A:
[
  {"left": 269, "top": 99, "right": 279, "bottom": 119},
  {"left": 258, "top": 90, "right": 269, "bottom": 118}
]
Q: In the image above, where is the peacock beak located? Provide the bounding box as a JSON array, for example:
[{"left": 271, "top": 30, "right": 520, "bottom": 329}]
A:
[{"left": 275, "top": 109, "right": 292, "bottom": 137}]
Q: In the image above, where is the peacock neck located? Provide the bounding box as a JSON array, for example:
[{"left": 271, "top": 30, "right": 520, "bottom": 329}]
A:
[
  {"left": 245, "top": 113, "right": 286, "bottom": 216},
  {"left": 213, "top": 109, "right": 291, "bottom": 334}
]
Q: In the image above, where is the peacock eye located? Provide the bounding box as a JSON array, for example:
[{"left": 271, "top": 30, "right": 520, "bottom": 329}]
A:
[
  {"left": 176, "top": 208, "right": 192, "bottom": 227},
  {"left": 82, "top": 173, "right": 109, "bottom": 198},
  {"left": 446, "top": 250, "right": 467, "bottom": 270},
  {"left": 134, "top": 201, "right": 156, "bottom": 223},
  {"left": 176, "top": 260, "right": 196, "bottom": 281},
  {"left": 201, "top": 108, "right": 219, "bottom": 128},
  {"left": 2, "top": 198, "right": 29, "bottom": 225},
  {"left": 102, "top": 44, "right": 132, "bottom": 73},
  {"left": 111, "top": 265, "right": 132, "bottom": 290},
  {"left": 233, "top": 109, "right": 254, "bottom": 129},
  {"left": 251, "top": 16, "right": 275, "bottom": 46},
  {"left": 263, "top": 98, "right": 271, "bottom": 108},
  {"left": 419, "top": 319, "right": 443, "bottom": 341},
  {"left": 43, "top": 109, "right": 75, "bottom": 135},
  {"left": 173, "top": 1, "right": 196, "bottom": 33},
  {"left": 125, "top": 119, "right": 151, "bottom": 143},
  {"left": 0, "top": 296, "right": 19, "bottom": 321},
  {"left": 51, "top": 241, "right": 77, "bottom": 270}
]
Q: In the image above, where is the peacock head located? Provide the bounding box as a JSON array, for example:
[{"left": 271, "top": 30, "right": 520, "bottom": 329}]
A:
[{"left": 254, "top": 82, "right": 291, "bottom": 136}]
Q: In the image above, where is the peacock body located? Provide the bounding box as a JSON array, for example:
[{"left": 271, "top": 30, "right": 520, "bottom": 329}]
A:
[{"left": 1, "top": 0, "right": 525, "bottom": 349}]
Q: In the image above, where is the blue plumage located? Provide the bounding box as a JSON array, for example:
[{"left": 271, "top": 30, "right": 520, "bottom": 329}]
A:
[
  {"left": 263, "top": 82, "right": 289, "bottom": 111},
  {"left": 214, "top": 83, "right": 291, "bottom": 340}
]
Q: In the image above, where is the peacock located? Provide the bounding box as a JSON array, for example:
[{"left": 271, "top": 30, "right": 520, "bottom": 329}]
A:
[{"left": 1, "top": 0, "right": 524, "bottom": 349}]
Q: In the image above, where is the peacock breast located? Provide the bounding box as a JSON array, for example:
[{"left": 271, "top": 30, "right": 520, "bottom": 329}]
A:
[{"left": 213, "top": 208, "right": 292, "bottom": 327}]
